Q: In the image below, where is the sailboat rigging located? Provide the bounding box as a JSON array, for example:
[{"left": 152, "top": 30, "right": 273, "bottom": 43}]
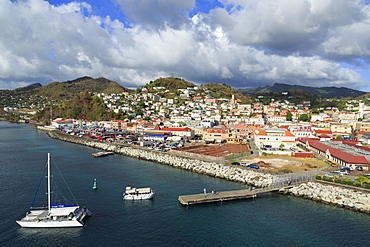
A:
[{"left": 16, "top": 153, "right": 92, "bottom": 228}]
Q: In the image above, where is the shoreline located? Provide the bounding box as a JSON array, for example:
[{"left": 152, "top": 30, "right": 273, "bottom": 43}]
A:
[{"left": 43, "top": 127, "right": 370, "bottom": 214}]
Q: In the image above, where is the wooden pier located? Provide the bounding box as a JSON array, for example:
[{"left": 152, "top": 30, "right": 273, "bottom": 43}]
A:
[{"left": 178, "top": 184, "right": 294, "bottom": 205}]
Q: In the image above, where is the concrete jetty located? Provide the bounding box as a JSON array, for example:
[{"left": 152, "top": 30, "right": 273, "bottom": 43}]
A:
[{"left": 178, "top": 185, "right": 294, "bottom": 205}]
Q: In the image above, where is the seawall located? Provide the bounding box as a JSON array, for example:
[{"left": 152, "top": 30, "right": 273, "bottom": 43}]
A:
[
  {"left": 282, "top": 181, "right": 370, "bottom": 213},
  {"left": 46, "top": 129, "right": 370, "bottom": 213}
]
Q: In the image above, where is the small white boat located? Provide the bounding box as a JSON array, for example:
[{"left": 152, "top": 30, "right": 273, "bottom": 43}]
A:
[
  {"left": 92, "top": 151, "right": 113, "bottom": 157},
  {"left": 16, "top": 153, "right": 92, "bottom": 228},
  {"left": 122, "top": 187, "right": 155, "bottom": 200}
]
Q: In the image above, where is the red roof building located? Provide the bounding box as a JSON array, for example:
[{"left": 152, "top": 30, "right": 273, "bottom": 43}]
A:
[{"left": 299, "top": 138, "right": 369, "bottom": 170}]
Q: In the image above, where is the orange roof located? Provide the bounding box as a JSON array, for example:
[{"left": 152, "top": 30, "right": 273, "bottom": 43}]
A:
[
  {"left": 234, "top": 124, "right": 248, "bottom": 129},
  {"left": 285, "top": 130, "right": 295, "bottom": 136}
]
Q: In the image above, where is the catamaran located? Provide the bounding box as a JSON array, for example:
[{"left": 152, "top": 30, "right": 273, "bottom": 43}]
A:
[{"left": 16, "top": 153, "right": 92, "bottom": 228}]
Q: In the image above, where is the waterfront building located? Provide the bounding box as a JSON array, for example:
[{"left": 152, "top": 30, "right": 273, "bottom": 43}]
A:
[
  {"left": 299, "top": 138, "right": 369, "bottom": 171},
  {"left": 52, "top": 119, "right": 74, "bottom": 128}
]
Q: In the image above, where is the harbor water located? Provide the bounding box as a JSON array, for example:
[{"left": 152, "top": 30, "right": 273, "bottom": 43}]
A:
[{"left": 1, "top": 121, "right": 370, "bottom": 247}]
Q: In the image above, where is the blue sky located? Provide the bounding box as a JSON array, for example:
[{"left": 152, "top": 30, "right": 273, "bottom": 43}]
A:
[{"left": 1, "top": 0, "right": 370, "bottom": 91}]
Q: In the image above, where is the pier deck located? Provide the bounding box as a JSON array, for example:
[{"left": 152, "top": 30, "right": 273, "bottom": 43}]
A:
[{"left": 178, "top": 185, "right": 294, "bottom": 205}]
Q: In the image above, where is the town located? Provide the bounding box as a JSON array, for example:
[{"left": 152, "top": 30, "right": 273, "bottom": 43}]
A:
[{"left": 2, "top": 79, "right": 370, "bottom": 184}]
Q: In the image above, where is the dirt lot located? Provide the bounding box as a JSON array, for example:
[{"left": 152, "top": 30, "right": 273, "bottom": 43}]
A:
[{"left": 237, "top": 154, "right": 330, "bottom": 173}]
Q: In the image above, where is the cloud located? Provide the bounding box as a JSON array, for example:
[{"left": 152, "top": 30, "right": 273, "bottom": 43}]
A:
[{"left": 0, "top": 0, "right": 370, "bottom": 91}]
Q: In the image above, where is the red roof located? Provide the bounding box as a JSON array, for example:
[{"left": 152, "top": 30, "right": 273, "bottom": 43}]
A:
[
  {"left": 314, "top": 130, "right": 332, "bottom": 134},
  {"left": 160, "top": 127, "right": 192, "bottom": 132},
  {"left": 300, "top": 138, "right": 368, "bottom": 165}
]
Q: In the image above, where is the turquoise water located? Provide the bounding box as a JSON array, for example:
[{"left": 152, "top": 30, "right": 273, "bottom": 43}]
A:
[{"left": 1, "top": 121, "right": 370, "bottom": 247}]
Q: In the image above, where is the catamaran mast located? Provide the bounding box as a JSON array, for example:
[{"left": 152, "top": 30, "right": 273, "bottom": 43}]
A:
[{"left": 47, "top": 153, "right": 51, "bottom": 212}]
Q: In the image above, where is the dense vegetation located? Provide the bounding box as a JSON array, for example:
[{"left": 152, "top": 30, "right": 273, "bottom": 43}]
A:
[
  {"left": 143, "top": 77, "right": 197, "bottom": 92},
  {"left": 200, "top": 83, "right": 252, "bottom": 103},
  {"left": 36, "top": 76, "right": 130, "bottom": 100},
  {"left": 33, "top": 91, "right": 115, "bottom": 123}
]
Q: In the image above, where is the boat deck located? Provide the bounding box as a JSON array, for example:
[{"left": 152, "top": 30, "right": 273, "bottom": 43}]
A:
[{"left": 20, "top": 210, "right": 49, "bottom": 221}]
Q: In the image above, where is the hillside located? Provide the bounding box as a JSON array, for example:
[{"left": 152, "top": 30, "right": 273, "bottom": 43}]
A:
[
  {"left": 36, "top": 76, "right": 130, "bottom": 100},
  {"left": 141, "top": 77, "right": 252, "bottom": 103},
  {"left": 200, "top": 83, "right": 252, "bottom": 103},
  {"left": 238, "top": 83, "right": 367, "bottom": 98},
  {"left": 33, "top": 91, "right": 115, "bottom": 122},
  {"left": 143, "top": 77, "right": 197, "bottom": 92}
]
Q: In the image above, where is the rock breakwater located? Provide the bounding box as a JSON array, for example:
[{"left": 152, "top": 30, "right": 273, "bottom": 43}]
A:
[{"left": 282, "top": 181, "right": 370, "bottom": 213}]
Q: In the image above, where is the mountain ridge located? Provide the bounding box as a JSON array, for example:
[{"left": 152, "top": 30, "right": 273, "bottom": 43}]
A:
[{"left": 238, "top": 83, "right": 367, "bottom": 98}]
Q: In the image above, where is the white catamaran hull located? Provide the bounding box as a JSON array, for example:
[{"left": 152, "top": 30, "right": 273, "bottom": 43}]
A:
[{"left": 16, "top": 219, "right": 84, "bottom": 228}]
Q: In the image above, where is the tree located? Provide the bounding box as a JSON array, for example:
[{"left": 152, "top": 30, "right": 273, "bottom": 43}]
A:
[
  {"left": 279, "top": 144, "right": 285, "bottom": 150},
  {"left": 286, "top": 111, "right": 292, "bottom": 121},
  {"left": 299, "top": 114, "right": 310, "bottom": 122},
  {"left": 311, "top": 108, "right": 319, "bottom": 114},
  {"left": 355, "top": 176, "right": 370, "bottom": 187}
]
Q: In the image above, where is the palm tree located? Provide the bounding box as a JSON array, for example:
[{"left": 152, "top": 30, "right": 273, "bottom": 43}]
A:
[{"left": 355, "top": 176, "right": 370, "bottom": 187}]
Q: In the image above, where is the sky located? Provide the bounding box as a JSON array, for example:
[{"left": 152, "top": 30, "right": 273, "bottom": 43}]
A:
[{"left": 1, "top": 0, "right": 370, "bottom": 91}]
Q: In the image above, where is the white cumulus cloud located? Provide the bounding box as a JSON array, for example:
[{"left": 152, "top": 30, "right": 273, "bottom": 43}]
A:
[{"left": 0, "top": 0, "right": 369, "bottom": 91}]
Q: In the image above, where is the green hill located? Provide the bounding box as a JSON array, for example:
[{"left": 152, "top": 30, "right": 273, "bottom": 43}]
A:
[
  {"left": 143, "top": 77, "right": 197, "bottom": 92},
  {"left": 36, "top": 76, "right": 130, "bottom": 100},
  {"left": 200, "top": 83, "right": 252, "bottom": 103},
  {"left": 33, "top": 91, "right": 114, "bottom": 122}
]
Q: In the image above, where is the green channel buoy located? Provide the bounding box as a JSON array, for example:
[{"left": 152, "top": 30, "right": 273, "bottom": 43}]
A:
[{"left": 92, "top": 178, "right": 98, "bottom": 190}]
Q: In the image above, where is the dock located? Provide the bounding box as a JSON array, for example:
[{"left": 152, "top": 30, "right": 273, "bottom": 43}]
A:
[{"left": 178, "top": 184, "right": 295, "bottom": 205}]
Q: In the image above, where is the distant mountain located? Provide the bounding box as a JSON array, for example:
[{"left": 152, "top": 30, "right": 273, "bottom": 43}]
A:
[{"left": 238, "top": 83, "right": 367, "bottom": 98}]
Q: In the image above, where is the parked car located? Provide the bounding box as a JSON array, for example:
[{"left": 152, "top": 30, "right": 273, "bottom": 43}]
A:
[
  {"left": 240, "top": 162, "right": 248, "bottom": 166},
  {"left": 340, "top": 167, "right": 351, "bottom": 174},
  {"left": 327, "top": 171, "right": 343, "bottom": 177},
  {"left": 231, "top": 162, "right": 240, "bottom": 165},
  {"left": 247, "top": 164, "right": 259, "bottom": 169}
]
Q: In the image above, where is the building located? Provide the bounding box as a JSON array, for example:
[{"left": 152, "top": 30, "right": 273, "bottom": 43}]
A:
[
  {"left": 252, "top": 127, "right": 296, "bottom": 149},
  {"left": 51, "top": 119, "right": 74, "bottom": 128},
  {"left": 299, "top": 138, "right": 369, "bottom": 171},
  {"left": 355, "top": 121, "right": 370, "bottom": 132},
  {"left": 159, "top": 127, "right": 194, "bottom": 139},
  {"left": 202, "top": 127, "right": 234, "bottom": 143}
]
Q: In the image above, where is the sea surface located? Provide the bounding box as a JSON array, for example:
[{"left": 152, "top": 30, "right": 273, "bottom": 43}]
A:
[{"left": 1, "top": 121, "right": 370, "bottom": 247}]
